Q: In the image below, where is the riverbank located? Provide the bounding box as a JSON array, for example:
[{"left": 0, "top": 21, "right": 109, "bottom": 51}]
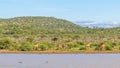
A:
[{"left": 0, "top": 50, "right": 120, "bottom": 54}]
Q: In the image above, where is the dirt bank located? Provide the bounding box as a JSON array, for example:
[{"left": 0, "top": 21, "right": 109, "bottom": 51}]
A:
[{"left": 0, "top": 50, "right": 120, "bottom": 54}]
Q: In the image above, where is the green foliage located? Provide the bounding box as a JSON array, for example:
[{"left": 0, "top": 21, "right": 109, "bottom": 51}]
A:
[
  {"left": 94, "top": 46, "right": 99, "bottom": 50},
  {"left": 38, "top": 41, "right": 51, "bottom": 51},
  {"left": 52, "top": 37, "right": 58, "bottom": 42},
  {"left": 0, "top": 38, "right": 15, "bottom": 50},
  {"left": 19, "top": 41, "right": 33, "bottom": 51},
  {"left": 79, "top": 46, "right": 86, "bottom": 50},
  {"left": 66, "top": 42, "right": 79, "bottom": 49},
  {"left": 0, "top": 16, "right": 120, "bottom": 51},
  {"left": 26, "top": 36, "right": 34, "bottom": 42},
  {"left": 105, "top": 45, "right": 112, "bottom": 51},
  {"left": 77, "top": 41, "right": 85, "bottom": 45},
  {"left": 90, "top": 43, "right": 98, "bottom": 46}
]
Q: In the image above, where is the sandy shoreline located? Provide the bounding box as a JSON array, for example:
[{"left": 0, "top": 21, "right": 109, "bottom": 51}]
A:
[{"left": 0, "top": 50, "right": 120, "bottom": 54}]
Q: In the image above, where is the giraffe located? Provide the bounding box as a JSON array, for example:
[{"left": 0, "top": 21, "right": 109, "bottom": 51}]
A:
[
  {"left": 85, "top": 42, "right": 91, "bottom": 49},
  {"left": 98, "top": 43, "right": 105, "bottom": 51},
  {"left": 34, "top": 44, "right": 39, "bottom": 50},
  {"left": 58, "top": 42, "right": 66, "bottom": 49},
  {"left": 58, "top": 42, "right": 63, "bottom": 48}
]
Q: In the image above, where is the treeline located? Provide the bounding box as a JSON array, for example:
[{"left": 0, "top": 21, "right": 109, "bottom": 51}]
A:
[{"left": 0, "top": 16, "right": 120, "bottom": 51}]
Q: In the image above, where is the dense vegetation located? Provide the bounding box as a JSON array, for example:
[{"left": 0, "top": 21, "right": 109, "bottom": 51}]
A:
[{"left": 0, "top": 16, "right": 120, "bottom": 52}]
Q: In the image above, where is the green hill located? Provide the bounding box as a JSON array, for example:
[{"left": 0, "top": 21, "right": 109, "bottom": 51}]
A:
[
  {"left": 0, "top": 16, "right": 87, "bottom": 35},
  {"left": 0, "top": 16, "right": 120, "bottom": 52}
]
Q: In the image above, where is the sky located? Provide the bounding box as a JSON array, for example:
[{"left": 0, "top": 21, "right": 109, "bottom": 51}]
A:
[{"left": 0, "top": 0, "right": 120, "bottom": 23}]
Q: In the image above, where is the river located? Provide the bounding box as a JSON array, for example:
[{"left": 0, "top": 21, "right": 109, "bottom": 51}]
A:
[{"left": 0, "top": 54, "right": 120, "bottom": 68}]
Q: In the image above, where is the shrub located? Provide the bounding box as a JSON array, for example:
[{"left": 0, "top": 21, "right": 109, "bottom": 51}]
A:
[
  {"left": 66, "top": 42, "right": 79, "bottom": 49},
  {"left": 119, "top": 46, "right": 120, "bottom": 50},
  {"left": 77, "top": 41, "right": 85, "bottom": 45},
  {"left": 8, "top": 43, "right": 18, "bottom": 51},
  {"left": 105, "top": 41, "right": 118, "bottom": 48},
  {"left": 90, "top": 43, "right": 98, "bottom": 47},
  {"left": 0, "top": 38, "right": 15, "bottom": 50},
  {"left": 19, "top": 41, "right": 33, "bottom": 51},
  {"left": 39, "top": 44, "right": 50, "bottom": 51},
  {"left": 94, "top": 46, "right": 99, "bottom": 50},
  {"left": 79, "top": 46, "right": 86, "bottom": 50},
  {"left": 38, "top": 41, "right": 52, "bottom": 51},
  {"left": 26, "top": 36, "right": 34, "bottom": 42},
  {"left": 54, "top": 47, "right": 59, "bottom": 50},
  {"left": 105, "top": 45, "right": 112, "bottom": 51}
]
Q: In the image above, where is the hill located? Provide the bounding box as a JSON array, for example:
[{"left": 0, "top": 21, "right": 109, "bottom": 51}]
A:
[
  {"left": 0, "top": 16, "right": 86, "bottom": 35},
  {"left": 0, "top": 16, "right": 120, "bottom": 52}
]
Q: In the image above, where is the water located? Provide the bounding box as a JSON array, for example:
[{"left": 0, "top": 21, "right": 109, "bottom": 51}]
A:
[{"left": 0, "top": 54, "right": 120, "bottom": 68}]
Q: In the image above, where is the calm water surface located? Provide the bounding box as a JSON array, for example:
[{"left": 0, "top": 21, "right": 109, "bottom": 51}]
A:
[{"left": 0, "top": 54, "right": 120, "bottom": 68}]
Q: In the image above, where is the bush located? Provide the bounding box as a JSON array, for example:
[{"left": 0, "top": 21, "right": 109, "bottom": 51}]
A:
[
  {"left": 66, "top": 41, "right": 79, "bottom": 49},
  {"left": 105, "top": 41, "right": 118, "bottom": 48},
  {"left": 90, "top": 43, "right": 98, "bottom": 47},
  {"left": 39, "top": 44, "right": 50, "bottom": 51},
  {"left": 77, "top": 41, "right": 85, "bottom": 45},
  {"left": 79, "top": 46, "right": 86, "bottom": 50},
  {"left": 19, "top": 41, "right": 33, "bottom": 51},
  {"left": 38, "top": 44, "right": 46, "bottom": 51},
  {"left": 0, "top": 38, "right": 15, "bottom": 50},
  {"left": 26, "top": 36, "right": 34, "bottom": 42},
  {"left": 7, "top": 43, "right": 19, "bottom": 51},
  {"left": 38, "top": 41, "right": 52, "bottom": 51},
  {"left": 94, "top": 46, "right": 99, "bottom": 50},
  {"left": 105, "top": 45, "right": 112, "bottom": 51}
]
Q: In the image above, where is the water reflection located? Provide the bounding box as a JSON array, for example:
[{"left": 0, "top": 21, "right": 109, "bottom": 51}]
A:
[{"left": 0, "top": 54, "right": 120, "bottom": 68}]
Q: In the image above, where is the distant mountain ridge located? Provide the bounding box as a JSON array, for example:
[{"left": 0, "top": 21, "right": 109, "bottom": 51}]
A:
[{"left": 75, "top": 21, "right": 120, "bottom": 28}]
